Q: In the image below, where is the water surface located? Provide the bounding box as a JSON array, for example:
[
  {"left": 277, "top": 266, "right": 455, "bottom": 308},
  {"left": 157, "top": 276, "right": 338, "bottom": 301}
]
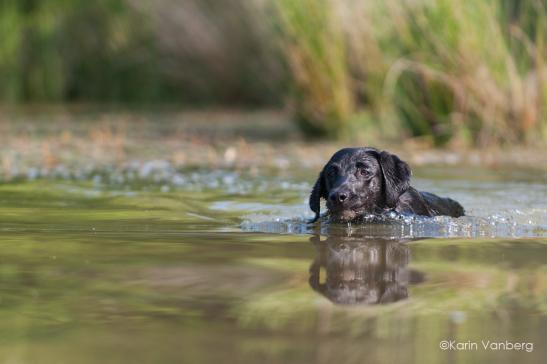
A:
[{"left": 0, "top": 165, "right": 545, "bottom": 363}]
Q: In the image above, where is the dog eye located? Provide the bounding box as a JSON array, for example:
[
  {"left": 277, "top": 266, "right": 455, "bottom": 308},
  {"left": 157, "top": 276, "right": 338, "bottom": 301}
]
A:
[{"left": 356, "top": 162, "right": 371, "bottom": 176}]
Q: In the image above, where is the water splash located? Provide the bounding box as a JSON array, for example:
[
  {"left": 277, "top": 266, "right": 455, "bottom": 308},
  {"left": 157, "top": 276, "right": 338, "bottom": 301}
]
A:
[{"left": 241, "top": 212, "right": 545, "bottom": 238}]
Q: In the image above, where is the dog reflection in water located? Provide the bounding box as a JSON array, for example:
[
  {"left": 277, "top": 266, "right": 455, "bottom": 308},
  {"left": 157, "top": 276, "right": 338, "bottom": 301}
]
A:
[{"left": 309, "top": 235, "right": 424, "bottom": 305}]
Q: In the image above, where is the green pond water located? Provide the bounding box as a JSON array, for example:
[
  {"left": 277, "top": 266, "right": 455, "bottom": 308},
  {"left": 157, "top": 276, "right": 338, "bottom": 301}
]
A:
[{"left": 0, "top": 166, "right": 545, "bottom": 364}]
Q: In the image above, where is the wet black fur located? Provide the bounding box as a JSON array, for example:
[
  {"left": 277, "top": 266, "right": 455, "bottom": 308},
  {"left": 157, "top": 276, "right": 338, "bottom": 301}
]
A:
[{"left": 309, "top": 147, "right": 464, "bottom": 222}]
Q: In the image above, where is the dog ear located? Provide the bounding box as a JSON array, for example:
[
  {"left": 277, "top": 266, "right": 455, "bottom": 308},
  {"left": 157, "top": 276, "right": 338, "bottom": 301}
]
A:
[
  {"left": 379, "top": 151, "right": 411, "bottom": 207},
  {"left": 309, "top": 170, "right": 327, "bottom": 222}
]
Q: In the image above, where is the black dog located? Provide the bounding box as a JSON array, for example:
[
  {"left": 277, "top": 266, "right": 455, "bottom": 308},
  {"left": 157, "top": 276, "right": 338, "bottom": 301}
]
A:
[{"left": 310, "top": 147, "right": 464, "bottom": 222}]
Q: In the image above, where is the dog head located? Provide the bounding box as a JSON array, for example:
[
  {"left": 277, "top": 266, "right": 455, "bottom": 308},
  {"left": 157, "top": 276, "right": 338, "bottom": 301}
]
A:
[{"left": 309, "top": 148, "right": 411, "bottom": 222}]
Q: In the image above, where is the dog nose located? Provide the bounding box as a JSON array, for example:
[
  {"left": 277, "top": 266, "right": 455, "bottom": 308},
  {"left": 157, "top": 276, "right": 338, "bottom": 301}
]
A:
[{"left": 329, "top": 191, "right": 348, "bottom": 203}]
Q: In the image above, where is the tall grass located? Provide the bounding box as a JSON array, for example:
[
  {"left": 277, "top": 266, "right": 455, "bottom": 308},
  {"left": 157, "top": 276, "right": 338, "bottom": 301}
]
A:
[
  {"left": 275, "top": 0, "right": 353, "bottom": 137},
  {"left": 0, "top": 0, "right": 545, "bottom": 146},
  {"left": 379, "top": 0, "right": 546, "bottom": 146},
  {"left": 277, "top": 0, "right": 546, "bottom": 145},
  {"left": 0, "top": 0, "right": 195, "bottom": 103},
  {"left": 137, "top": 0, "right": 285, "bottom": 106},
  {"left": 0, "top": 0, "right": 285, "bottom": 105}
]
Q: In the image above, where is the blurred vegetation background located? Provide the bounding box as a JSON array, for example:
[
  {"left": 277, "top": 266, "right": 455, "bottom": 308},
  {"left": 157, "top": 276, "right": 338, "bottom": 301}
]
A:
[{"left": 0, "top": 0, "right": 545, "bottom": 146}]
